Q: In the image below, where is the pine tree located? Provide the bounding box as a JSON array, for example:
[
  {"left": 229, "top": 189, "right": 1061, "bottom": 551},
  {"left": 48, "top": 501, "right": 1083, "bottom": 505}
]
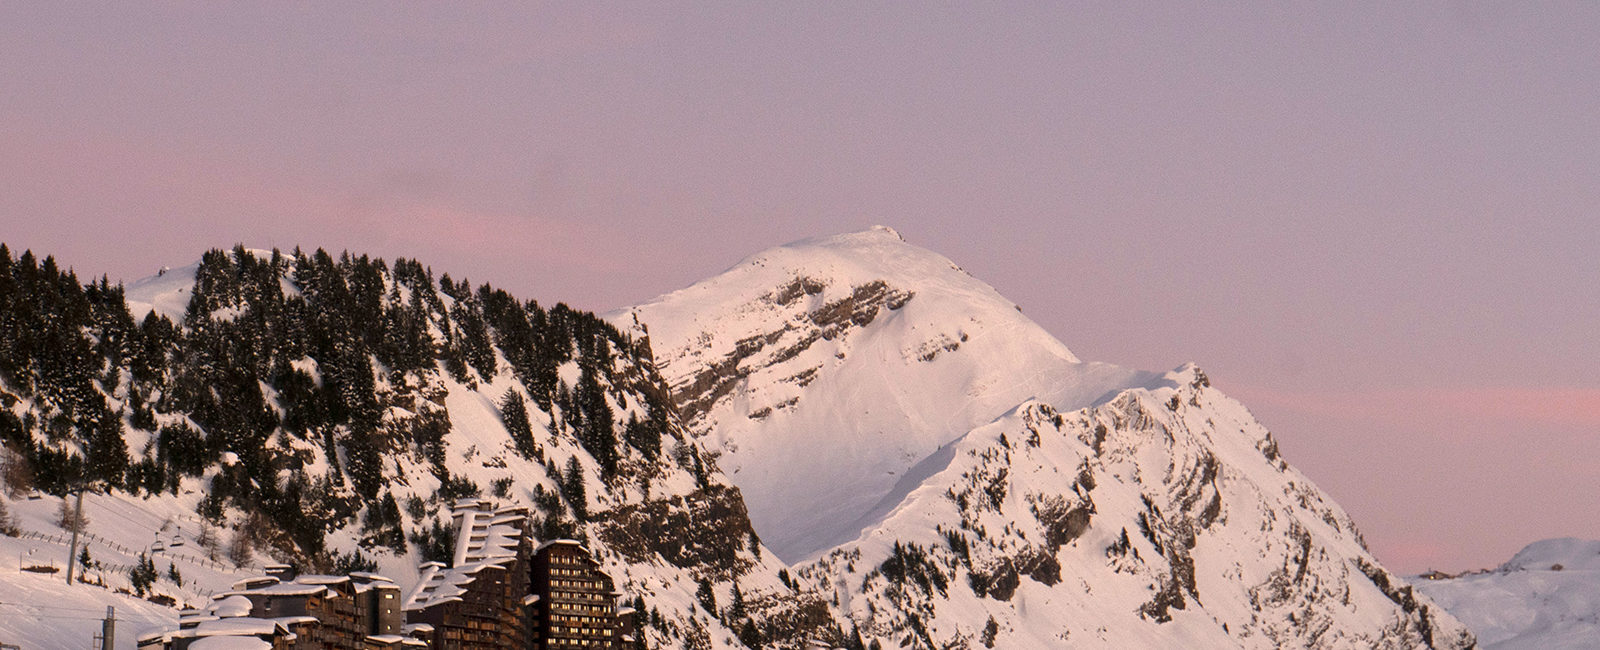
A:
[
  {"left": 576, "top": 367, "right": 617, "bottom": 477},
  {"left": 342, "top": 423, "right": 385, "bottom": 500},
  {"left": 198, "top": 522, "right": 220, "bottom": 561},
  {"left": 499, "top": 389, "right": 539, "bottom": 459},
  {"left": 408, "top": 517, "right": 456, "bottom": 566},
  {"left": 562, "top": 456, "right": 587, "bottom": 521},
  {"left": 524, "top": 302, "right": 558, "bottom": 412},
  {"left": 451, "top": 289, "right": 497, "bottom": 381},
  {"left": 228, "top": 528, "right": 254, "bottom": 568},
  {"left": 56, "top": 495, "right": 88, "bottom": 533},
  {"left": 334, "top": 549, "right": 378, "bottom": 574},
  {"left": 728, "top": 581, "right": 747, "bottom": 621},
  {"left": 624, "top": 412, "right": 661, "bottom": 462},
  {"left": 84, "top": 406, "right": 129, "bottom": 488},
  {"left": 695, "top": 578, "right": 717, "bottom": 613},
  {"left": 129, "top": 552, "right": 158, "bottom": 595},
  {"left": 845, "top": 625, "right": 866, "bottom": 650},
  {"left": 738, "top": 620, "right": 760, "bottom": 648},
  {"left": 0, "top": 496, "right": 16, "bottom": 536}
]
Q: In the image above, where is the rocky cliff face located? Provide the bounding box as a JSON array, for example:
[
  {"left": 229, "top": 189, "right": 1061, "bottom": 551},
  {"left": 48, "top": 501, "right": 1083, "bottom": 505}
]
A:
[
  {"left": 615, "top": 227, "right": 1154, "bottom": 564},
  {"left": 618, "top": 227, "right": 1477, "bottom": 649},
  {"left": 794, "top": 367, "right": 1473, "bottom": 648}
]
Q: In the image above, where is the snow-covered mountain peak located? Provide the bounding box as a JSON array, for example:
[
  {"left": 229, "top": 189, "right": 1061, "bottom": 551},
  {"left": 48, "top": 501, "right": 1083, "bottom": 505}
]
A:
[
  {"left": 1417, "top": 538, "right": 1600, "bottom": 649},
  {"left": 614, "top": 229, "right": 1147, "bottom": 562},
  {"left": 124, "top": 247, "right": 286, "bottom": 321},
  {"left": 612, "top": 230, "right": 1474, "bottom": 647},
  {"left": 1495, "top": 538, "right": 1600, "bottom": 572},
  {"left": 124, "top": 260, "right": 199, "bottom": 321},
  {"left": 617, "top": 226, "right": 1078, "bottom": 365}
]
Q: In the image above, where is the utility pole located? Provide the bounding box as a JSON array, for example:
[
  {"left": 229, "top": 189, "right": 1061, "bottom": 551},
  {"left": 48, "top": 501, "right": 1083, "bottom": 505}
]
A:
[
  {"left": 65, "top": 489, "right": 84, "bottom": 585},
  {"left": 101, "top": 605, "right": 115, "bottom": 650}
]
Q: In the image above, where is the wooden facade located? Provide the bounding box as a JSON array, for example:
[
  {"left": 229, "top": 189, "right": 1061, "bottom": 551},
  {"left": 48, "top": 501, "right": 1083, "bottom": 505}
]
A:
[
  {"left": 408, "top": 559, "right": 534, "bottom": 648},
  {"left": 531, "top": 540, "right": 625, "bottom": 649}
]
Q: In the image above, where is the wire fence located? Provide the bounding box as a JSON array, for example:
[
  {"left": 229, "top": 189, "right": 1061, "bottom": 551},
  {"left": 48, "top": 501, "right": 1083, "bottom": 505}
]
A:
[{"left": 16, "top": 529, "right": 234, "bottom": 573}]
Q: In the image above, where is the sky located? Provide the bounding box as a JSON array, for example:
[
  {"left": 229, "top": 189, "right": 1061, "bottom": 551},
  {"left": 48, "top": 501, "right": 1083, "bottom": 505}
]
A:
[{"left": 2, "top": 3, "right": 1597, "bottom": 574}]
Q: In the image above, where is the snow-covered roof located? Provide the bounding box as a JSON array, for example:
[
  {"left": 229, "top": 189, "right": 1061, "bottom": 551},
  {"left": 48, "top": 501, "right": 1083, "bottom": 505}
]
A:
[
  {"left": 189, "top": 636, "right": 273, "bottom": 650},
  {"left": 293, "top": 574, "right": 350, "bottom": 586},
  {"left": 451, "top": 505, "right": 528, "bottom": 565},
  {"left": 452, "top": 497, "right": 494, "bottom": 512},
  {"left": 184, "top": 617, "right": 287, "bottom": 636},
  {"left": 230, "top": 576, "right": 279, "bottom": 591},
  {"left": 179, "top": 613, "right": 221, "bottom": 628},
  {"left": 405, "top": 502, "right": 535, "bottom": 612},
  {"left": 268, "top": 615, "right": 318, "bottom": 627},
  {"left": 404, "top": 557, "right": 518, "bottom": 611},
  {"left": 226, "top": 582, "right": 327, "bottom": 597},
  {"left": 208, "top": 595, "right": 255, "bottom": 618},
  {"left": 536, "top": 538, "right": 586, "bottom": 552}
]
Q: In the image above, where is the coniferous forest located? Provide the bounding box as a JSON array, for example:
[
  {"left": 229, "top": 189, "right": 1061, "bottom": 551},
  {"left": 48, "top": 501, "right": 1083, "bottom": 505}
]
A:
[{"left": 0, "top": 244, "right": 685, "bottom": 566}]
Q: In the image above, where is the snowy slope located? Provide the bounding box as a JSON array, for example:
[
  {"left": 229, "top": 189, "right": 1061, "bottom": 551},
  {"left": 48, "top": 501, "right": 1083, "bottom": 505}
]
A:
[
  {"left": 799, "top": 366, "right": 1473, "bottom": 648},
  {"left": 0, "top": 234, "right": 1485, "bottom": 649},
  {"left": 619, "top": 227, "right": 1476, "bottom": 648},
  {"left": 1, "top": 247, "right": 782, "bottom": 650},
  {"left": 123, "top": 261, "right": 197, "bottom": 322},
  {"left": 612, "top": 226, "right": 1158, "bottom": 562},
  {"left": 0, "top": 490, "right": 273, "bottom": 648},
  {"left": 123, "top": 248, "right": 292, "bottom": 322},
  {"left": 1416, "top": 538, "right": 1600, "bottom": 650}
]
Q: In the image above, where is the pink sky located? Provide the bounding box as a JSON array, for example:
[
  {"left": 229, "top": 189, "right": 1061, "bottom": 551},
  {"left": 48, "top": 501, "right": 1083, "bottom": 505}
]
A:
[{"left": 3, "top": 3, "right": 1597, "bottom": 574}]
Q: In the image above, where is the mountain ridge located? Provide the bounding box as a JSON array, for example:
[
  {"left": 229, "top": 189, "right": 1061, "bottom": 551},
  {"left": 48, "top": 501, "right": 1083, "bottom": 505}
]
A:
[
  {"left": 1417, "top": 538, "right": 1600, "bottom": 650},
  {"left": 612, "top": 226, "right": 1156, "bottom": 562},
  {"left": 618, "top": 227, "right": 1477, "bottom": 648},
  {"left": 0, "top": 234, "right": 1479, "bottom": 648}
]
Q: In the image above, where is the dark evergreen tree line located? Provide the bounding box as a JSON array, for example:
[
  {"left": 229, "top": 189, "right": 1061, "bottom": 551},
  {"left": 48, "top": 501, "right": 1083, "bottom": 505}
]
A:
[{"left": 0, "top": 244, "right": 678, "bottom": 565}]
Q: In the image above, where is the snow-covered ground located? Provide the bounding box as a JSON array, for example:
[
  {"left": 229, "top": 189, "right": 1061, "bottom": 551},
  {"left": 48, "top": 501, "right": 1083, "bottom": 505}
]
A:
[
  {"left": 0, "top": 491, "right": 254, "bottom": 648},
  {"left": 1416, "top": 538, "right": 1600, "bottom": 650}
]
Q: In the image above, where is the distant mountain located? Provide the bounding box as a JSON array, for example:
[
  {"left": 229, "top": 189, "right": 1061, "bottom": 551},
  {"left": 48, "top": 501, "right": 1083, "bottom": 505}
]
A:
[
  {"left": 616, "top": 227, "right": 1476, "bottom": 648},
  {"left": 1415, "top": 538, "right": 1600, "bottom": 650}
]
